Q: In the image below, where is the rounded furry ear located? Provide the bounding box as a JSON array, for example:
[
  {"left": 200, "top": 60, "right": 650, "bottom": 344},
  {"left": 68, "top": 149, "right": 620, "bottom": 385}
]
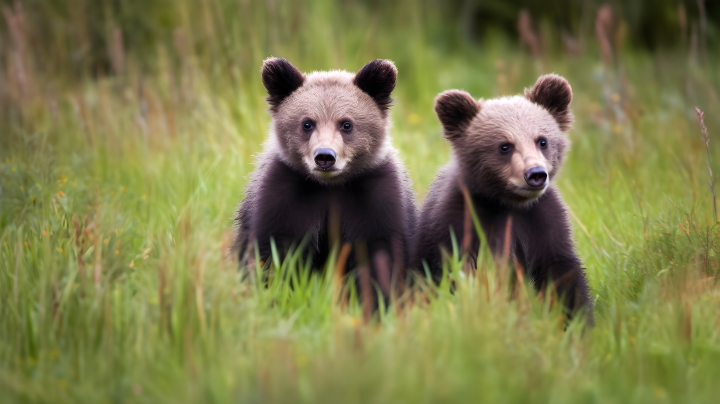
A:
[
  {"left": 261, "top": 57, "right": 305, "bottom": 111},
  {"left": 434, "top": 90, "right": 480, "bottom": 141},
  {"left": 524, "top": 74, "right": 573, "bottom": 131},
  {"left": 354, "top": 59, "right": 397, "bottom": 112}
]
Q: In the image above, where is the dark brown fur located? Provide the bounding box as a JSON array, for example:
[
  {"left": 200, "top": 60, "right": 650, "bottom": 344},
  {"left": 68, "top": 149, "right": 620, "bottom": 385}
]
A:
[
  {"left": 434, "top": 90, "right": 479, "bottom": 139},
  {"left": 524, "top": 74, "right": 574, "bottom": 131},
  {"left": 416, "top": 75, "right": 593, "bottom": 325},
  {"left": 353, "top": 59, "right": 397, "bottom": 113}
]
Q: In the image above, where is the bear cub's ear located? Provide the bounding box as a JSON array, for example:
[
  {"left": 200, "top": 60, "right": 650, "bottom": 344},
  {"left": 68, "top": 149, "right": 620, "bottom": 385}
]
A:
[
  {"left": 524, "top": 74, "right": 573, "bottom": 131},
  {"left": 262, "top": 57, "right": 305, "bottom": 111},
  {"left": 434, "top": 90, "right": 480, "bottom": 141},
  {"left": 354, "top": 59, "right": 397, "bottom": 112}
]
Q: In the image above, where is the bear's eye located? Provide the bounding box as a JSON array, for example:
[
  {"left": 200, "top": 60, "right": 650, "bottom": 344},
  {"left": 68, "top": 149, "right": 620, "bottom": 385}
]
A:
[
  {"left": 500, "top": 144, "right": 512, "bottom": 154},
  {"left": 302, "top": 120, "right": 314, "bottom": 131},
  {"left": 341, "top": 121, "right": 353, "bottom": 131},
  {"left": 538, "top": 139, "right": 547, "bottom": 148}
]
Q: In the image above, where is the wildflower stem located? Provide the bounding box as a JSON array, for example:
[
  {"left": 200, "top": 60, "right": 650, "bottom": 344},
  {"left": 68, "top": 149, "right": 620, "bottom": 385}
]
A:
[{"left": 695, "top": 107, "right": 716, "bottom": 222}]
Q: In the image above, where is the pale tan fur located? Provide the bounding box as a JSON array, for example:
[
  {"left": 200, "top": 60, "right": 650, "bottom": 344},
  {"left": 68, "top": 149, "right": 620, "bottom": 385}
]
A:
[
  {"left": 467, "top": 95, "right": 568, "bottom": 202},
  {"left": 435, "top": 92, "right": 570, "bottom": 207},
  {"left": 271, "top": 71, "right": 393, "bottom": 183}
]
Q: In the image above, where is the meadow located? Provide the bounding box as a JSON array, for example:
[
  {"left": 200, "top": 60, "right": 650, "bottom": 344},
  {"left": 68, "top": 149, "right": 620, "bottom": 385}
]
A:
[{"left": 1, "top": 1, "right": 720, "bottom": 403}]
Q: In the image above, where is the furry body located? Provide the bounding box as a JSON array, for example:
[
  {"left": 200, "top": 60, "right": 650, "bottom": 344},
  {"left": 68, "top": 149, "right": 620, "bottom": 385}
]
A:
[
  {"left": 234, "top": 58, "right": 416, "bottom": 300},
  {"left": 416, "top": 75, "right": 594, "bottom": 323}
]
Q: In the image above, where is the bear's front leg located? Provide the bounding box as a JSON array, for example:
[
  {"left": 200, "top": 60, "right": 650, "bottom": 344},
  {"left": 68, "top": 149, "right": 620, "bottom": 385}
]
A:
[
  {"left": 536, "top": 255, "right": 595, "bottom": 326},
  {"left": 516, "top": 190, "right": 595, "bottom": 326}
]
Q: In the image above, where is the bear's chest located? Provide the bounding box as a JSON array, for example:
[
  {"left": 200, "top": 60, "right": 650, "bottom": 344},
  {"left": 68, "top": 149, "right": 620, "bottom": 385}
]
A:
[{"left": 267, "top": 172, "right": 400, "bottom": 244}]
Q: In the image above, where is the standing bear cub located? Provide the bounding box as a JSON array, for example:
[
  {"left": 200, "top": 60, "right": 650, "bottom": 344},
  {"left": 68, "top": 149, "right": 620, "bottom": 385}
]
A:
[
  {"left": 234, "top": 58, "right": 416, "bottom": 300},
  {"left": 416, "top": 74, "right": 593, "bottom": 324}
]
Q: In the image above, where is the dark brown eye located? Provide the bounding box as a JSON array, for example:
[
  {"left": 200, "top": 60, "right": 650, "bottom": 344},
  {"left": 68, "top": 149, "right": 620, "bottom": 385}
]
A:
[
  {"left": 539, "top": 139, "right": 547, "bottom": 148},
  {"left": 302, "top": 120, "right": 314, "bottom": 131},
  {"left": 341, "top": 121, "right": 353, "bottom": 131},
  {"left": 500, "top": 144, "right": 512, "bottom": 154}
]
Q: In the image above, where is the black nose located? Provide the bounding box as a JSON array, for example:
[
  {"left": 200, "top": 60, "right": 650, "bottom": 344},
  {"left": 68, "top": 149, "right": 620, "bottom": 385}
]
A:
[
  {"left": 314, "top": 148, "right": 336, "bottom": 170},
  {"left": 524, "top": 167, "right": 548, "bottom": 188}
]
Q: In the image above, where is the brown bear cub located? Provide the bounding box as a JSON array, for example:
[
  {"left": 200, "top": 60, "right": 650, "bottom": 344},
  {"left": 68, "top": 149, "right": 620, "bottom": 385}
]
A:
[
  {"left": 234, "top": 58, "right": 416, "bottom": 302},
  {"left": 415, "top": 74, "right": 594, "bottom": 324}
]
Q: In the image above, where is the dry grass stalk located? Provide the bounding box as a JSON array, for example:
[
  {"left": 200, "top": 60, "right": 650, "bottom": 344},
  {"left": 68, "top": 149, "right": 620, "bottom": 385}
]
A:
[
  {"left": 220, "top": 230, "right": 234, "bottom": 271},
  {"left": 71, "top": 94, "right": 94, "bottom": 147},
  {"left": 391, "top": 236, "right": 405, "bottom": 296},
  {"left": 458, "top": 182, "right": 490, "bottom": 300},
  {"left": 513, "top": 257, "right": 526, "bottom": 304},
  {"left": 595, "top": 4, "right": 614, "bottom": 67},
  {"left": 136, "top": 79, "right": 149, "bottom": 137},
  {"left": 158, "top": 258, "right": 170, "bottom": 335},
  {"left": 373, "top": 250, "right": 392, "bottom": 297},
  {"left": 695, "top": 107, "right": 716, "bottom": 222},
  {"left": 184, "top": 326, "right": 197, "bottom": 380},
  {"left": 460, "top": 183, "right": 475, "bottom": 275},
  {"left": 690, "top": 23, "right": 699, "bottom": 61},
  {"left": 109, "top": 27, "right": 125, "bottom": 77},
  {"left": 561, "top": 30, "right": 581, "bottom": 56},
  {"left": 568, "top": 207, "right": 600, "bottom": 251},
  {"left": 3, "top": 2, "right": 32, "bottom": 99},
  {"left": 73, "top": 216, "right": 86, "bottom": 283},
  {"left": 494, "top": 216, "right": 513, "bottom": 296},
  {"left": 517, "top": 9, "right": 541, "bottom": 58},
  {"left": 502, "top": 215, "right": 513, "bottom": 263},
  {"left": 173, "top": 28, "right": 193, "bottom": 103},
  {"left": 194, "top": 250, "right": 206, "bottom": 330},
  {"left": 683, "top": 302, "right": 693, "bottom": 343},
  {"left": 93, "top": 232, "right": 102, "bottom": 288},
  {"left": 333, "top": 243, "right": 352, "bottom": 305},
  {"left": 359, "top": 261, "right": 372, "bottom": 323},
  {"left": 355, "top": 242, "right": 373, "bottom": 324},
  {"left": 678, "top": 4, "right": 688, "bottom": 46},
  {"left": 93, "top": 205, "right": 104, "bottom": 289},
  {"left": 696, "top": 0, "right": 707, "bottom": 63},
  {"left": 462, "top": 189, "right": 472, "bottom": 254}
]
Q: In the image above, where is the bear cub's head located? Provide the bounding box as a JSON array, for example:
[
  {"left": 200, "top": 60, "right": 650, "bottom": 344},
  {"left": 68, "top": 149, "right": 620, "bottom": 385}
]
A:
[
  {"left": 262, "top": 57, "right": 397, "bottom": 184},
  {"left": 435, "top": 74, "right": 574, "bottom": 207}
]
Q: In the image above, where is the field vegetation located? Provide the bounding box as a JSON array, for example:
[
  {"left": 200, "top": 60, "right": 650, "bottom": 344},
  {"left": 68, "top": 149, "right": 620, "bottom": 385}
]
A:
[{"left": 1, "top": 1, "right": 720, "bottom": 402}]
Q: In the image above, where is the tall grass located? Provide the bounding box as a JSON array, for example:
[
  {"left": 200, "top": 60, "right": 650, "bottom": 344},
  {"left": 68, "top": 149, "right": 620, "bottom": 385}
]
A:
[{"left": 1, "top": 1, "right": 720, "bottom": 403}]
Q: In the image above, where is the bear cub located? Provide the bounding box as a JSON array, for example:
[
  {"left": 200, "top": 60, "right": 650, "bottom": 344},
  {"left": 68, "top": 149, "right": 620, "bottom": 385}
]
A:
[
  {"left": 416, "top": 74, "right": 593, "bottom": 324},
  {"left": 234, "top": 58, "right": 416, "bottom": 301}
]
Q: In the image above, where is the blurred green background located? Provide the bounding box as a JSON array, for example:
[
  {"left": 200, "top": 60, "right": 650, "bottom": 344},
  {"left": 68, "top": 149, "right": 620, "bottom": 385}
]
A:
[{"left": 1, "top": 1, "right": 720, "bottom": 403}]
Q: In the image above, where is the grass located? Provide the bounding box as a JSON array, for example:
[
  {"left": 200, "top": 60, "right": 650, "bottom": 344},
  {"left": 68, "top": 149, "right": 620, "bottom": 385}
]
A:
[{"left": 2, "top": 1, "right": 720, "bottom": 402}]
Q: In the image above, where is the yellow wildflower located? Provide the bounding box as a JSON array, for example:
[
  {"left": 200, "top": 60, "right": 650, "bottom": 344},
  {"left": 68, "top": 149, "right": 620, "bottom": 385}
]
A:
[{"left": 654, "top": 387, "right": 666, "bottom": 399}]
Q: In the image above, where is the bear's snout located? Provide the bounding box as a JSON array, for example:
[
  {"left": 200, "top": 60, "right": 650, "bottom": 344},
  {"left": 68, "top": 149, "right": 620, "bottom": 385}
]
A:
[
  {"left": 524, "top": 167, "right": 547, "bottom": 188},
  {"left": 314, "top": 148, "right": 337, "bottom": 170}
]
